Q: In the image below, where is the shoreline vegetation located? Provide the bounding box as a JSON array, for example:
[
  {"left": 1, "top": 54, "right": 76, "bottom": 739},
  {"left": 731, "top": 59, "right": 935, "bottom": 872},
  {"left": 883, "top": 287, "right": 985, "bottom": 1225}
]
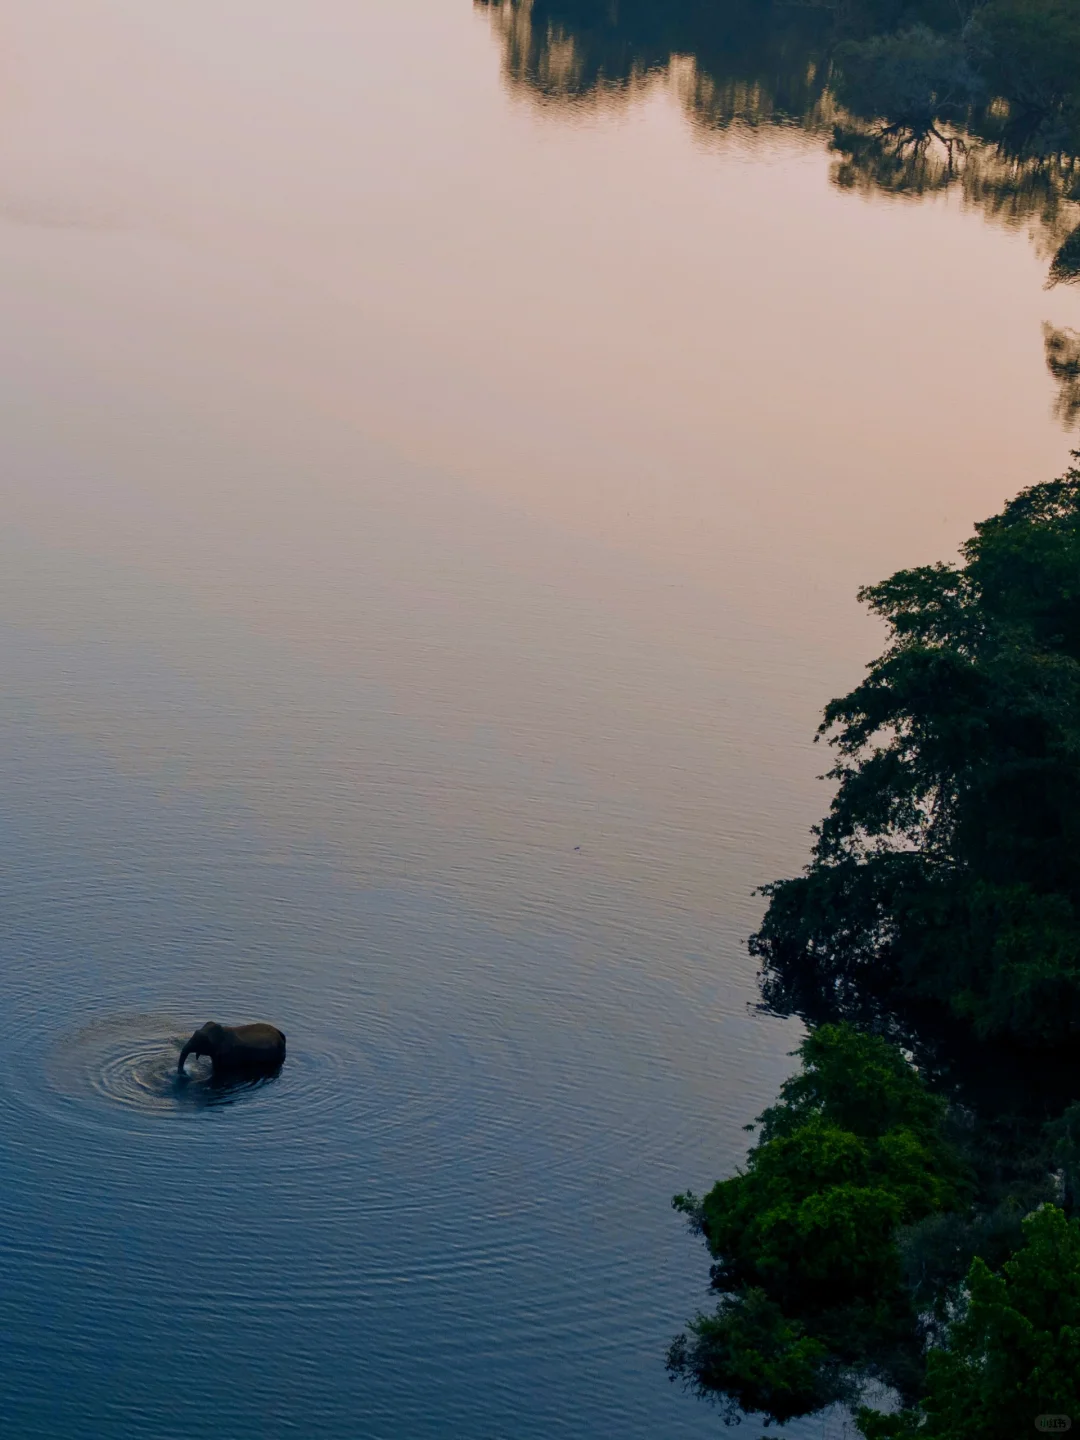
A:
[
  {"left": 668, "top": 465, "right": 1080, "bottom": 1432},
  {"left": 476, "top": 2, "right": 1080, "bottom": 1430}
]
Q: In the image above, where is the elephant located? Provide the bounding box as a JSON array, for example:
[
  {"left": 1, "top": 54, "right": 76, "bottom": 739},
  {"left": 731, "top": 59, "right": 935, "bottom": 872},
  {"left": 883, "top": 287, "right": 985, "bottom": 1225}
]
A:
[{"left": 177, "top": 1021, "right": 286, "bottom": 1078}]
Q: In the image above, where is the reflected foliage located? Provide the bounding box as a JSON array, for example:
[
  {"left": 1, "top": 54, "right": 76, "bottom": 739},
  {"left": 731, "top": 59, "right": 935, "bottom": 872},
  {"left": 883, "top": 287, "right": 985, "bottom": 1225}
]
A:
[
  {"left": 1045, "top": 325, "right": 1080, "bottom": 425},
  {"left": 477, "top": 0, "right": 835, "bottom": 127},
  {"left": 1050, "top": 222, "right": 1080, "bottom": 284},
  {"left": 478, "top": 0, "right": 1080, "bottom": 308},
  {"left": 971, "top": 0, "right": 1080, "bottom": 157},
  {"left": 832, "top": 25, "right": 979, "bottom": 137}
]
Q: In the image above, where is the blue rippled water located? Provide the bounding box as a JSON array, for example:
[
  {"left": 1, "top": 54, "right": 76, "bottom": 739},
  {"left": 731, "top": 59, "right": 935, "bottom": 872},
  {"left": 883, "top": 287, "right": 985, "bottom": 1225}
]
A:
[{"left": 0, "top": 669, "right": 799, "bottom": 1438}]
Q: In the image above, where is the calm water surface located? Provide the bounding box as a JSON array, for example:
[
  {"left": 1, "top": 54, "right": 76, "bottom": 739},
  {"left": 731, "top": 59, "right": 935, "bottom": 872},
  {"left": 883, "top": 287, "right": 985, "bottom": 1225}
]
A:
[{"left": 2, "top": 2, "right": 1080, "bottom": 1436}]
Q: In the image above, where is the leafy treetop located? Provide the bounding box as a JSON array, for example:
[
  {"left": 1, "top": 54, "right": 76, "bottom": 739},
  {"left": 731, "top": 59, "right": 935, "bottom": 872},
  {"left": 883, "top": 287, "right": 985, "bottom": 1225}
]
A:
[
  {"left": 859, "top": 1204, "right": 1080, "bottom": 1440},
  {"left": 670, "top": 1025, "right": 966, "bottom": 1420},
  {"left": 753, "top": 463, "right": 1080, "bottom": 1043}
]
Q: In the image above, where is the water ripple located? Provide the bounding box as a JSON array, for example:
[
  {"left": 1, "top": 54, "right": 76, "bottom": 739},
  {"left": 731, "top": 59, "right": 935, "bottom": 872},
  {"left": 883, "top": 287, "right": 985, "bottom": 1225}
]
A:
[{"left": 43, "top": 1013, "right": 282, "bottom": 1120}]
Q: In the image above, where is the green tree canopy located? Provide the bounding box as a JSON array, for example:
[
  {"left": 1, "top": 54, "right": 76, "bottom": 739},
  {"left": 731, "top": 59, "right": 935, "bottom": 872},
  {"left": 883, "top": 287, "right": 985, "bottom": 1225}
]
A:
[
  {"left": 669, "top": 1025, "right": 966, "bottom": 1419},
  {"left": 754, "top": 462, "right": 1080, "bottom": 1044},
  {"left": 859, "top": 1205, "right": 1080, "bottom": 1440}
]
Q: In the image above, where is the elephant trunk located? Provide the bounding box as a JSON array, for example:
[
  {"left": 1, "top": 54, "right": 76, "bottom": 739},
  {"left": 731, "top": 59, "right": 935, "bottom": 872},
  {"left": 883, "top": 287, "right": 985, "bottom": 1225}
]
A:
[{"left": 177, "top": 1039, "right": 195, "bottom": 1074}]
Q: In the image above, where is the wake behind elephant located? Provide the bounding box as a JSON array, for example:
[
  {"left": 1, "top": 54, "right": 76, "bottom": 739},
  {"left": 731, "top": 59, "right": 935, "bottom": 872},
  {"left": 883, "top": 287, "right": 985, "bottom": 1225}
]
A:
[{"left": 177, "top": 1021, "right": 286, "bottom": 1078}]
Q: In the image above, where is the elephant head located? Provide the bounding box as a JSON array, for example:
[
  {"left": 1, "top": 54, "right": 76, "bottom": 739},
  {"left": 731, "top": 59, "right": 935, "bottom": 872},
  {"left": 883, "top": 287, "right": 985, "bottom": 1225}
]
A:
[
  {"left": 177, "top": 1021, "right": 286, "bottom": 1077},
  {"left": 177, "top": 1021, "right": 224, "bottom": 1074}
]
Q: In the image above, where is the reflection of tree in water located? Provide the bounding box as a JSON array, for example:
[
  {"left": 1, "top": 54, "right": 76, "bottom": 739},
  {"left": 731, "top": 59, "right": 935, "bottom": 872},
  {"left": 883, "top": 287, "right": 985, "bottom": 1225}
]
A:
[
  {"left": 1050, "top": 219, "right": 1080, "bottom": 285},
  {"left": 478, "top": 0, "right": 1080, "bottom": 284},
  {"left": 477, "top": 0, "right": 835, "bottom": 128},
  {"left": 831, "top": 121, "right": 1079, "bottom": 260},
  {"left": 479, "top": 0, "right": 1080, "bottom": 434},
  {"left": 1044, "top": 323, "right": 1080, "bottom": 426}
]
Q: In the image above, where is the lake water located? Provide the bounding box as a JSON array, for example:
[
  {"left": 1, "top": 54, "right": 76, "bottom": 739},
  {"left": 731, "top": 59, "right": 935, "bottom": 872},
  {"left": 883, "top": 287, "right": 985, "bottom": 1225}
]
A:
[{"left": 2, "top": 2, "right": 1079, "bottom": 1436}]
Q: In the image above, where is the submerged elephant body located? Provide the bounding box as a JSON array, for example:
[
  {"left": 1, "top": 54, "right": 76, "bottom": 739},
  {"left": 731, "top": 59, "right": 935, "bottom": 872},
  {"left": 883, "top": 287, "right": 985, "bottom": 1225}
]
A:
[{"left": 178, "top": 1021, "right": 286, "bottom": 1078}]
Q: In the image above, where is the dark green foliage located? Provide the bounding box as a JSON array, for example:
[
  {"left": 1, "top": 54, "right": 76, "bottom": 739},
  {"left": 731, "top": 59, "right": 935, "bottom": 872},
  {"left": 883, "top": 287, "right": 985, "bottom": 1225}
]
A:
[
  {"left": 895, "top": 1199, "right": 1030, "bottom": 1336},
  {"left": 667, "top": 1290, "right": 842, "bottom": 1423},
  {"left": 697, "top": 1026, "right": 964, "bottom": 1312},
  {"left": 858, "top": 1206, "right": 1080, "bottom": 1439},
  {"left": 669, "top": 1026, "right": 965, "bottom": 1416},
  {"left": 675, "top": 468, "right": 1080, "bottom": 1428},
  {"left": 754, "top": 463, "right": 1080, "bottom": 1044}
]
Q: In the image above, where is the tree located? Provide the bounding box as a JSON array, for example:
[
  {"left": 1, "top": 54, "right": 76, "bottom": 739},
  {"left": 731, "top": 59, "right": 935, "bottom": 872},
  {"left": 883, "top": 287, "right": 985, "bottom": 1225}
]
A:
[
  {"left": 667, "top": 1289, "right": 840, "bottom": 1424},
  {"left": 753, "top": 463, "right": 1080, "bottom": 1044},
  {"left": 858, "top": 1205, "right": 1080, "bottom": 1440},
  {"left": 669, "top": 1025, "right": 966, "bottom": 1418}
]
